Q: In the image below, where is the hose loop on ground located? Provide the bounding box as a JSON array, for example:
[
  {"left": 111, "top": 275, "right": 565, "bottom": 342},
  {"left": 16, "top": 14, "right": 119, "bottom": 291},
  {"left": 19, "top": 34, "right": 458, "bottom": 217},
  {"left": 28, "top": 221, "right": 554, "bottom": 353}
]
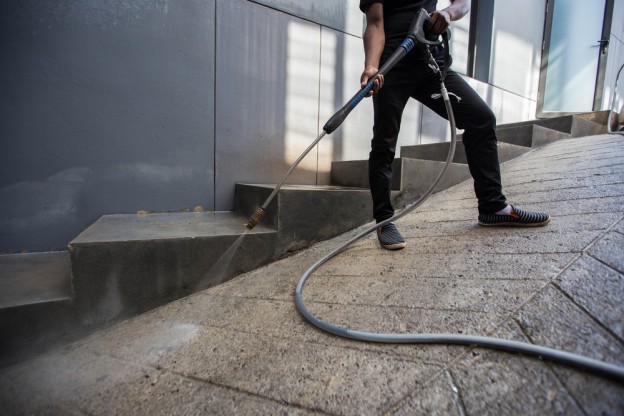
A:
[{"left": 294, "top": 63, "right": 624, "bottom": 383}]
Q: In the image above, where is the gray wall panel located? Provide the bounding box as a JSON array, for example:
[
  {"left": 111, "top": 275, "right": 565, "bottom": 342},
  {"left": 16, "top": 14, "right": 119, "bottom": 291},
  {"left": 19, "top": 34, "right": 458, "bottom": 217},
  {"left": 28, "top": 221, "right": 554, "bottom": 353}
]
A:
[
  {"left": 317, "top": 27, "right": 421, "bottom": 184},
  {"left": 490, "top": 0, "right": 546, "bottom": 99},
  {"left": 0, "top": 0, "right": 216, "bottom": 252},
  {"left": 250, "top": 0, "right": 363, "bottom": 36},
  {"left": 215, "top": 0, "right": 321, "bottom": 210},
  {"left": 318, "top": 26, "right": 373, "bottom": 183},
  {"left": 3, "top": 0, "right": 611, "bottom": 253}
]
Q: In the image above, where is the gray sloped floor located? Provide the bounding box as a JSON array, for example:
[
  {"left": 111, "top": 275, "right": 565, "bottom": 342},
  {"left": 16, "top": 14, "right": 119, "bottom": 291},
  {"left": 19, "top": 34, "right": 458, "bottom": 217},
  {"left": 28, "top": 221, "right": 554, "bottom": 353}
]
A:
[{"left": 1, "top": 134, "right": 623, "bottom": 415}]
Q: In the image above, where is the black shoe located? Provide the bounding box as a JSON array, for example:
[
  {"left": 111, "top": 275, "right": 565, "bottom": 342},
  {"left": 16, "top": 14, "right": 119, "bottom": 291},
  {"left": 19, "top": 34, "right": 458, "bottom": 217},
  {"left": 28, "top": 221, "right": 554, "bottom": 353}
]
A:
[
  {"left": 377, "top": 222, "right": 406, "bottom": 250},
  {"left": 478, "top": 205, "right": 551, "bottom": 227}
]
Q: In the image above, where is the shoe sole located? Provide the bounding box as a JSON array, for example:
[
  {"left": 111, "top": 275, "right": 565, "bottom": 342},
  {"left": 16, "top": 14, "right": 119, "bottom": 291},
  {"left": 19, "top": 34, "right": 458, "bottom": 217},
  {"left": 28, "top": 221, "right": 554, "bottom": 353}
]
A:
[
  {"left": 478, "top": 217, "right": 551, "bottom": 227},
  {"left": 380, "top": 242, "right": 406, "bottom": 250}
]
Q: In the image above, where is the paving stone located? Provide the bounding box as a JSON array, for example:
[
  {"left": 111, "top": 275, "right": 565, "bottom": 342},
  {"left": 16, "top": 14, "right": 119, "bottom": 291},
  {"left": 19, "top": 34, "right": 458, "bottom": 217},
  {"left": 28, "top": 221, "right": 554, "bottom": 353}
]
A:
[
  {"left": 0, "top": 374, "right": 84, "bottom": 416},
  {"left": 388, "top": 371, "right": 463, "bottom": 415},
  {"left": 319, "top": 252, "right": 572, "bottom": 280},
  {"left": 85, "top": 370, "right": 323, "bottom": 416},
  {"left": 505, "top": 182, "right": 624, "bottom": 204},
  {"left": 303, "top": 274, "right": 545, "bottom": 313},
  {"left": 348, "top": 230, "right": 601, "bottom": 255},
  {"left": 502, "top": 165, "right": 624, "bottom": 187},
  {"left": 1, "top": 349, "right": 318, "bottom": 416},
  {"left": 506, "top": 170, "right": 624, "bottom": 188},
  {"left": 227, "top": 297, "right": 481, "bottom": 365},
  {"left": 72, "top": 292, "right": 466, "bottom": 371},
  {"left": 589, "top": 230, "right": 624, "bottom": 273},
  {"left": 536, "top": 196, "right": 624, "bottom": 216},
  {"left": 401, "top": 212, "right": 621, "bottom": 236},
  {"left": 447, "top": 320, "right": 584, "bottom": 416},
  {"left": 517, "top": 285, "right": 624, "bottom": 365},
  {"left": 150, "top": 326, "right": 441, "bottom": 416},
  {"left": 556, "top": 254, "right": 624, "bottom": 341},
  {"left": 516, "top": 285, "right": 624, "bottom": 414}
]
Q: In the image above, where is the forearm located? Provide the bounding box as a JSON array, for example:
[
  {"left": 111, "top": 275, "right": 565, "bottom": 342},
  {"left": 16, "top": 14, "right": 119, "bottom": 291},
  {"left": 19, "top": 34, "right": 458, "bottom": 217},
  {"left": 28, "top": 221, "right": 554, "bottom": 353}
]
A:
[
  {"left": 360, "top": 3, "right": 385, "bottom": 94},
  {"left": 442, "top": 0, "right": 470, "bottom": 21},
  {"left": 363, "top": 23, "right": 385, "bottom": 69}
]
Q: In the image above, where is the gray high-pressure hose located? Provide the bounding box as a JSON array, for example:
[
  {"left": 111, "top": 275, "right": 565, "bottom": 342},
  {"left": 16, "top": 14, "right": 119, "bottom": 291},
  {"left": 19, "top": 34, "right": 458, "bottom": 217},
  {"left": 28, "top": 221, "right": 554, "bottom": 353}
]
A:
[{"left": 251, "top": 10, "right": 624, "bottom": 382}]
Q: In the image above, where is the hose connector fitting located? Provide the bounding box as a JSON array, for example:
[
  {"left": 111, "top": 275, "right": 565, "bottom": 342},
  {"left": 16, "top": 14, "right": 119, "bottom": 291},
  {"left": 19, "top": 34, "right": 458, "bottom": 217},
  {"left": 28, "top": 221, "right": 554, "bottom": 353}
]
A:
[{"left": 245, "top": 207, "right": 266, "bottom": 230}]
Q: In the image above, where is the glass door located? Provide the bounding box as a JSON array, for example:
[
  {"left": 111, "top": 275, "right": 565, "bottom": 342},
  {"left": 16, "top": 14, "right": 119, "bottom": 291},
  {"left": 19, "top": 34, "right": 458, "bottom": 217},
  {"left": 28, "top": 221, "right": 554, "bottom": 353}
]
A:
[{"left": 538, "top": 0, "right": 610, "bottom": 115}]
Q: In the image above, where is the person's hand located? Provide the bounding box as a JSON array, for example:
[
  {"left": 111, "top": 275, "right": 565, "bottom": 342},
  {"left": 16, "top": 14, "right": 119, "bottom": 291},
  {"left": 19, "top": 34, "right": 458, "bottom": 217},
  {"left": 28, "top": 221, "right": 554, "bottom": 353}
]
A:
[
  {"left": 428, "top": 10, "right": 451, "bottom": 35},
  {"left": 360, "top": 66, "right": 384, "bottom": 97}
]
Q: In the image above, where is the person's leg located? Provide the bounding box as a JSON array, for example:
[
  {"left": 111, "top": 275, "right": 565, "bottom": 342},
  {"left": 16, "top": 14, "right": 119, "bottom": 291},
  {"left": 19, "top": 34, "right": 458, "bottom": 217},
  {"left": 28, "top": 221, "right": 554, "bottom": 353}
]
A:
[
  {"left": 412, "top": 68, "right": 550, "bottom": 226},
  {"left": 369, "top": 64, "right": 413, "bottom": 223},
  {"left": 411, "top": 69, "right": 507, "bottom": 214}
]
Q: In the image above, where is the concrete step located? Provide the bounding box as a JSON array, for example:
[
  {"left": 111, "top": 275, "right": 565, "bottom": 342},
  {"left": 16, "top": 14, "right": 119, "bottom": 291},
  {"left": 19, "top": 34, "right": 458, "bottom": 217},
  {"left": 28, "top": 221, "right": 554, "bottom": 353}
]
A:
[
  {"left": 2, "top": 212, "right": 278, "bottom": 367},
  {"left": 236, "top": 183, "right": 379, "bottom": 253},
  {"left": 68, "top": 211, "right": 276, "bottom": 326},
  {"left": 400, "top": 140, "right": 531, "bottom": 164},
  {"left": 330, "top": 158, "right": 471, "bottom": 199},
  {"left": 497, "top": 114, "right": 606, "bottom": 139},
  {"left": 333, "top": 117, "right": 575, "bottom": 190},
  {"left": 0, "top": 252, "right": 71, "bottom": 308},
  {"left": 495, "top": 124, "right": 571, "bottom": 148},
  {"left": 0, "top": 251, "right": 79, "bottom": 368}
]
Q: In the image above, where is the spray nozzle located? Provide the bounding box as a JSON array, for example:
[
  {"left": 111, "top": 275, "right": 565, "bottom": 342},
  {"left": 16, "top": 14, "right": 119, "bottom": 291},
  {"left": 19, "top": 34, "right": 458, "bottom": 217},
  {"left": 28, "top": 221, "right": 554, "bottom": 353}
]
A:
[{"left": 245, "top": 207, "right": 266, "bottom": 230}]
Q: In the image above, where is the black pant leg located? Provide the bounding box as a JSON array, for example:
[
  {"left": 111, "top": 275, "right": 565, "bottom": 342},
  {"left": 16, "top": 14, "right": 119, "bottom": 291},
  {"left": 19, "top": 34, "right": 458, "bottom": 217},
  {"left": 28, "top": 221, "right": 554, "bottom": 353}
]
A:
[
  {"left": 410, "top": 69, "right": 508, "bottom": 214},
  {"left": 369, "top": 64, "right": 413, "bottom": 222}
]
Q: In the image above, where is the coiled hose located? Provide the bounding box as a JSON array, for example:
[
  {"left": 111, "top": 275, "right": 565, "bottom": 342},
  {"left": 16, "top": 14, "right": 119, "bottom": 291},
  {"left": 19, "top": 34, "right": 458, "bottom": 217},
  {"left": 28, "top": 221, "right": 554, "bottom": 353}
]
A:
[
  {"left": 245, "top": 11, "right": 624, "bottom": 382},
  {"left": 293, "top": 55, "right": 624, "bottom": 384}
]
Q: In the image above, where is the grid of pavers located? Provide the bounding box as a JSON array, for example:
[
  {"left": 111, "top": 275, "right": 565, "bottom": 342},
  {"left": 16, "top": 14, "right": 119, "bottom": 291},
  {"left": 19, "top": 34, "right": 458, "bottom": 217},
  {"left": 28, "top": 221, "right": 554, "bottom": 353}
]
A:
[{"left": 1, "top": 134, "right": 623, "bottom": 415}]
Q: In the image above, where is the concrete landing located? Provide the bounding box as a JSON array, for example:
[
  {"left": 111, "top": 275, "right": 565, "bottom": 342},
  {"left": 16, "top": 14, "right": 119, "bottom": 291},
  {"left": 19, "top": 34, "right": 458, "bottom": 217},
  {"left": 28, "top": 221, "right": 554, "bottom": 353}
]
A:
[
  {"left": 0, "top": 252, "right": 71, "bottom": 308},
  {"left": 1, "top": 134, "right": 623, "bottom": 415},
  {"left": 71, "top": 211, "right": 274, "bottom": 244}
]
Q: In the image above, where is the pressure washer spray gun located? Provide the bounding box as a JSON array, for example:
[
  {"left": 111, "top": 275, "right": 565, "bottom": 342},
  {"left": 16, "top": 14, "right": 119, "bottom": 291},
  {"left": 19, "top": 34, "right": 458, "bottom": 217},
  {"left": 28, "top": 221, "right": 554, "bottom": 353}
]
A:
[{"left": 245, "top": 9, "right": 450, "bottom": 230}]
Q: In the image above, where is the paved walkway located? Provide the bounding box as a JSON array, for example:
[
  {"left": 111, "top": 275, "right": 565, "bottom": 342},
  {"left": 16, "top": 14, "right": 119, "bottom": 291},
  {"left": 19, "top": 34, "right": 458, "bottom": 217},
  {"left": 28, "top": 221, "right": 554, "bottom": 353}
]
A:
[{"left": 1, "top": 134, "right": 623, "bottom": 415}]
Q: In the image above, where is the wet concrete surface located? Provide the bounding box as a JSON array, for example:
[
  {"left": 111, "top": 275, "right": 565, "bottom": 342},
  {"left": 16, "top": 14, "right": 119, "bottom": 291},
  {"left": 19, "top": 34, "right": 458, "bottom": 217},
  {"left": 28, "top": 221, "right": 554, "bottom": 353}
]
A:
[{"left": 1, "top": 135, "right": 623, "bottom": 415}]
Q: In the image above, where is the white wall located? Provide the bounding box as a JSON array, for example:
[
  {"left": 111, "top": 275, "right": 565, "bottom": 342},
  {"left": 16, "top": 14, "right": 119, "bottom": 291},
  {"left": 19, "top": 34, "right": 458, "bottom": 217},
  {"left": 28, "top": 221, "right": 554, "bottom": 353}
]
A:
[
  {"left": 602, "top": 0, "right": 624, "bottom": 116},
  {"left": 490, "top": 0, "right": 547, "bottom": 101},
  {"left": 7, "top": 0, "right": 598, "bottom": 251}
]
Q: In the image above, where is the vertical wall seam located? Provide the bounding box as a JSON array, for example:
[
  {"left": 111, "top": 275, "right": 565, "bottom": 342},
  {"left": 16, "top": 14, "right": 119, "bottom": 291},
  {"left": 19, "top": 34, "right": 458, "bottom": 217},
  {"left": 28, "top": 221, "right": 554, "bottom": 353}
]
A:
[
  {"left": 316, "top": 25, "right": 323, "bottom": 185},
  {"left": 213, "top": 0, "right": 218, "bottom": 210}
]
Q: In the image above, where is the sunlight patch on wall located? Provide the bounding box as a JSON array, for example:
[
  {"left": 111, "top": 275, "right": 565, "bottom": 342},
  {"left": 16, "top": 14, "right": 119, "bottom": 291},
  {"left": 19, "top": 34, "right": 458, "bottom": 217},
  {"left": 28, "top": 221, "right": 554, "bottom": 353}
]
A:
[{"left": 284, "top": 21, "right": 321, "bottom": 172}]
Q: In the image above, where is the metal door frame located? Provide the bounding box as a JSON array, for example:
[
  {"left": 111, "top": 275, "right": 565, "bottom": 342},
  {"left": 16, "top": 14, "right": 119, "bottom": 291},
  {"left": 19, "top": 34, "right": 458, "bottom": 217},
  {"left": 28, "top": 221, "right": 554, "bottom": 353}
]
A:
[{"left": 536, "top": 0, "right": 614, "bottom": 118}]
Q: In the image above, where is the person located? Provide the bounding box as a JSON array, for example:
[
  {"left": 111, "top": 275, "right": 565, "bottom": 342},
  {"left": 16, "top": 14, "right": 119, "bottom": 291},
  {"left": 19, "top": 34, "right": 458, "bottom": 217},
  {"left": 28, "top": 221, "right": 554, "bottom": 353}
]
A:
[{"left": 359, "top": 0, "right": 551, "bottom": 250}]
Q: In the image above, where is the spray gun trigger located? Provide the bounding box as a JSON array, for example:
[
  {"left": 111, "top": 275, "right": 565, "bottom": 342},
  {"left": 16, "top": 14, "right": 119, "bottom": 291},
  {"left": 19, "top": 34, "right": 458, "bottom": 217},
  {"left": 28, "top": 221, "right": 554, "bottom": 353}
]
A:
[{"left": 431, "top": 92, "right": 461, "bottom": 102}]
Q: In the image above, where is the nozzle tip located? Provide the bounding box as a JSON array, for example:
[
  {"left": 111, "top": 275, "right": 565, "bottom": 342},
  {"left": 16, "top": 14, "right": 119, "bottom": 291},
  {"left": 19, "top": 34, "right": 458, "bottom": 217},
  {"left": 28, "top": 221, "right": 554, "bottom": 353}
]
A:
[{"left": 245, "top": 207, "right": 265, "bottom": 230}]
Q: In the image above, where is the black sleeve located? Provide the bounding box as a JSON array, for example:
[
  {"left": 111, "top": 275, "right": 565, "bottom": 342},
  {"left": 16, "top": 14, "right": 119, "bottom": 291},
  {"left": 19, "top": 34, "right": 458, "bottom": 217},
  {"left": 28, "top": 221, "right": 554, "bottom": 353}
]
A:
[{"left": 359, "top": 0, "right": 382, "bottom": 13}]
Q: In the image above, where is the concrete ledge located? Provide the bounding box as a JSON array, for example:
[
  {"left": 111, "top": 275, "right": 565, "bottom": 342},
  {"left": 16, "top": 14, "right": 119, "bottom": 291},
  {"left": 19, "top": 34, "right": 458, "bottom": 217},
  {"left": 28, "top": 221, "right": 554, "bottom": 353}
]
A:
[
  {"left": 236, "top": 183, "right": 380, "bottom": 253},
  {"left": 396, "top": 159, "right": 471, "bottom": 206},
  {"left": 69, "top": 212, "right": 276, "bottom": 326},
  {"left": 496, "top": 124, "right": 571, "bottom": 147},
  {"left": 0, "top": 252, "right": 71, "bottom": 308},
  {"left": 330, "top": 159, "right": 402, "bottom": 190},
  {"left": 400, "top": 141, "right": 530, "bottom": 164},
  {"left": 498, "top": 115, "right": 606, "bottom": 138},
  {"left": 0, "top": 299, "right": 80, "bottom": 369},
  {"left": 330, "top": 158, "right": 470, "bottom": 203}
]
